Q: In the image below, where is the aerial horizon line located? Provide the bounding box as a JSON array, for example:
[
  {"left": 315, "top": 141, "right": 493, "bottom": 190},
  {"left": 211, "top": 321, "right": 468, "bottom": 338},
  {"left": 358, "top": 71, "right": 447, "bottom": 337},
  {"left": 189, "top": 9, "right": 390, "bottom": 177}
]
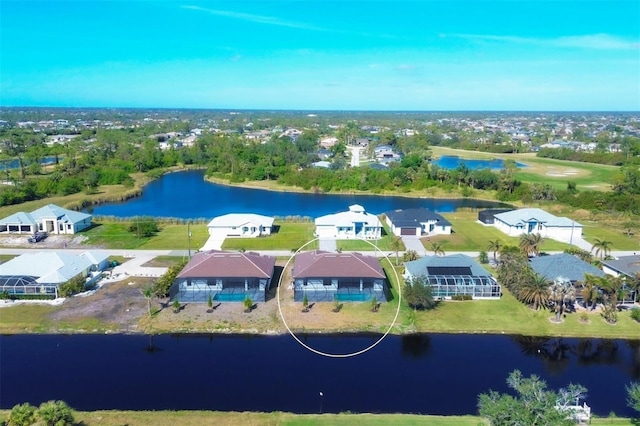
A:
[{"left": 1, "top": 105, "right": 639, "bottom": 114}]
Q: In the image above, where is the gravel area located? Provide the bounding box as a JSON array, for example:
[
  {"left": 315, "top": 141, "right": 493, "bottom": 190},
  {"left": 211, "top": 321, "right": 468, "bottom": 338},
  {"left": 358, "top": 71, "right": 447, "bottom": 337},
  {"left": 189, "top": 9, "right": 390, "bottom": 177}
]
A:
[{"left": 0, "top": 234, "right": 89, "bottom": 249}]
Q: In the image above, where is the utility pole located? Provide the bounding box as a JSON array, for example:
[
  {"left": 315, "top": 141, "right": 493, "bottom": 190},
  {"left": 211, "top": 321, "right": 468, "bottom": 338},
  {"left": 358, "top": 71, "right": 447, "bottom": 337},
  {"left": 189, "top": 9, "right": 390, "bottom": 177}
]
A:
[{"left": 187, "top": 221, "right": 192, "bottom": 258}]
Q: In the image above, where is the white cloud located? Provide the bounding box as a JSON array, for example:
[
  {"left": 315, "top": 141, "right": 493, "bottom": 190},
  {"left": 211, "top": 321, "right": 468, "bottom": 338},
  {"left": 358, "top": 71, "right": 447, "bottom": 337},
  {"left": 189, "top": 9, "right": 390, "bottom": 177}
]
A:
[
  {"left": 182, "top": 5, "right": 328, "bottom": 31},
  {"left": 448, "top": 33, "right": 639, "bottom": 50}
]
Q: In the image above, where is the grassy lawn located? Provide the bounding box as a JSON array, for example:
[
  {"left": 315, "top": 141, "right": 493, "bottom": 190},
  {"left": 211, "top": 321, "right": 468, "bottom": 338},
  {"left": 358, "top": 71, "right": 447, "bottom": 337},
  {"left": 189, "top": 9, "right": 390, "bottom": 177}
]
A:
[
  {"left": 0, "top": 304, "right": 114, "bottom": 334},
  {"left": 223, "top": 222, "right": 318, "bottom": 251},
  {"left": 433, "top": 211, "right": 571, "bottom": 253},
  {"left": 0, "top": 410, "right": 488, "bottom": 426},
  {"left": 82, "top": 222, "right": 209, "bottom": 250},
  {"left": 141, "top": 256, "right": 186, "bottom": 267},
  {"left": 0, "top": 410, "right": 632, "bottom": 425},
  {"left": 582, "top": 223, "right": 640, "bottom": 251}
]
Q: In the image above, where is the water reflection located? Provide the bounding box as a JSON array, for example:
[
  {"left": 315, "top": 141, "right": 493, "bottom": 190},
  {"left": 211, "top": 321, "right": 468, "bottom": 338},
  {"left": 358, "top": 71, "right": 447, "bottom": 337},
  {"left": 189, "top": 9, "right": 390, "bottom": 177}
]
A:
[
  {"left": 401, "top": 334, "right": 432, "bottom": 358},
  {"left": 510, "top": 335, "right": 638, "bottom": 378}
]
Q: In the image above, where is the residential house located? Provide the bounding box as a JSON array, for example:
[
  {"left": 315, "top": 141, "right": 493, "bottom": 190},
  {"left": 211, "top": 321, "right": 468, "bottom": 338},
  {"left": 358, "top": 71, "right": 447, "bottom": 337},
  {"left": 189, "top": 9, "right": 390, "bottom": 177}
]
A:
[
  {"left": 404, "top": 254, "right": 501, "bottom": 299},
  {"left": 601, "top": 254, "right": 640, "bottom": 303},
  {"left": 477, "top": 209, "right": 514, "bottom": 225},
  {"left": 0, "top": 251, "right": 109, "bottom": 298},
  {"left": 0, "top": 204, "right": 92, "bottom": 235},
  {"left": 529, "top": 253, "right": 604, "bottom": 283},
  {"left": 385, "top": 208, "right": 451, "bottom": 237},
  {"left": 314, "top": 204, "right": 382, "bottom": 240},
  {"left": 493, "top": 208, "right": 582, "bottom": 243},
  {"left": 170, "top": 250, "right": 276, "bottom": 303},
  {"left": 207, "top": 213, "right": 274, "bottom": 238},
  {"left": 291, "top": 250, "right": 387, "bottom": 302}
]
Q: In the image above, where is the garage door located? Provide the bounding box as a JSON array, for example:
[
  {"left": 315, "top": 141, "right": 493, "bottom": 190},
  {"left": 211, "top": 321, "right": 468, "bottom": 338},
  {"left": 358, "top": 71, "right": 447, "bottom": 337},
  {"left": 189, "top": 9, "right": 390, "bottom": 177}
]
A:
[{"left": 400, "top": 228, "right": 416, "bottom": 236}]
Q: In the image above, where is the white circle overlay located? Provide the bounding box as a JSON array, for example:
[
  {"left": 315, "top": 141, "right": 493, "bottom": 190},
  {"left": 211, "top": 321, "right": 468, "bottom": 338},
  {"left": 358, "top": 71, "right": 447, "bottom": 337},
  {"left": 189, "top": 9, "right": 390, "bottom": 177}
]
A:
[{"left": 276, "top": 237, "right": 402, "bottom": 358}]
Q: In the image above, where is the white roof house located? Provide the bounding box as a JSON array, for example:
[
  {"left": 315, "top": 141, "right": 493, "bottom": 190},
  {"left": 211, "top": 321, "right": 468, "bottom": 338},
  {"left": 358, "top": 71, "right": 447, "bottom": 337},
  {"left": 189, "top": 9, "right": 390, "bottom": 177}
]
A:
[
  {"left": 315, "top": 204, "right": 382, "bottom": 240},
  {"left": 207, "top": 213, "right": 274, "bottom": 238},
  {"left": 0, "top": 251, "right": 110, "bottom": 298},
  {"left": 493, "top": 208, "right": 582, "bottom": 243},
  {"left": 0, "top": 204, "right": 92, "bottom": 235}
]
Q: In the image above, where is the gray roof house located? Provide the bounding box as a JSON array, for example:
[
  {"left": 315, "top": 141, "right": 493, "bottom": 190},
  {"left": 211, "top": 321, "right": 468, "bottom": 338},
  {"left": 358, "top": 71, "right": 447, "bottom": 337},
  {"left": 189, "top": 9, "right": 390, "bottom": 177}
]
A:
[
  {"left": 0, "top": 204, "right": 92, "bottom": 235},
  {"left": 404, "top": 254, "right": 501, "bottom": 299},
  {"left": 170, "top": 250, "right": 276, "bottom": 303},
  {"left": 602, "top": 255, "right": 640, "bottom": 278},
  {"left": 385, "top": 208, "right": 452, "bottom": 237},
  {"left": 0, "top": 251, "right": 109, "bottom": 298},
  {"left": 292, "top": 250, "right": 387, "bottom": 302},
  {"left": 493, "top": 208, "right": 582, "bottom": 243},
  {"left": 529, "top": 253, "right": 604, "bottom": 283}
]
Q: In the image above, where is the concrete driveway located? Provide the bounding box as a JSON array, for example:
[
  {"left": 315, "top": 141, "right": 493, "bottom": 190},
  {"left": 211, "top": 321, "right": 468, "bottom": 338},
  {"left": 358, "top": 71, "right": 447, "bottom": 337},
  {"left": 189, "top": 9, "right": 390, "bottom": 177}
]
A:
[{"left": 401, "top": 236, "right": 426, "bottom": 256}]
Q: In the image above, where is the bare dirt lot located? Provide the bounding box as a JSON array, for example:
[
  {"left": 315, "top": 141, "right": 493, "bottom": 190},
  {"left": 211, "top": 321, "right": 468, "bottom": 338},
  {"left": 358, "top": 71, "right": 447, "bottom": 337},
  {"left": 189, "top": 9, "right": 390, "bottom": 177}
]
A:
[
  {"left": 0, "top": 234, "right": 89, "bottom": 249},
  {"left": 49, "top": 278, "right": 151, "bottom": 332}
]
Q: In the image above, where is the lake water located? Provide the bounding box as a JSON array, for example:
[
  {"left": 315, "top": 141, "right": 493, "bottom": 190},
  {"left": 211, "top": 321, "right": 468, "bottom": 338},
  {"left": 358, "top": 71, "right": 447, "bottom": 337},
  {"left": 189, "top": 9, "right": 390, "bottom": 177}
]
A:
[
  {"left": 434, "top": 156, "right": 526, "bottom": 170},
  {"left": 1, "top": 333, "right": 637, "bottom": 416},
  {"left": 85, "top": 170, "right": 509, "bottom": 219}
]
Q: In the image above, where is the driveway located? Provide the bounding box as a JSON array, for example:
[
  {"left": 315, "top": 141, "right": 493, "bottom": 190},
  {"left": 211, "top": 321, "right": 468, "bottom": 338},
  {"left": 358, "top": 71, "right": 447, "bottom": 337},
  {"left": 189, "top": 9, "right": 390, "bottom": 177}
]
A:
[
  {"left": 319, "top": 238, "right": 337, "bottom": 252},
  {"left": 401, "top": 236, "right": 426, "bottom": 255}
]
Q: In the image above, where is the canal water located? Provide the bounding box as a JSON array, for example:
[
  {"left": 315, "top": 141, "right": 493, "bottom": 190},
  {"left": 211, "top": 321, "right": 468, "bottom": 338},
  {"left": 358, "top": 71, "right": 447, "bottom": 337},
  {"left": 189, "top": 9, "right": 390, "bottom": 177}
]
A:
[
  {"left": 1, "top": 333, "right": 637, "bottom": 416},
  {"left": 85, "top": 170, "right": 509, "bottom": 219}
]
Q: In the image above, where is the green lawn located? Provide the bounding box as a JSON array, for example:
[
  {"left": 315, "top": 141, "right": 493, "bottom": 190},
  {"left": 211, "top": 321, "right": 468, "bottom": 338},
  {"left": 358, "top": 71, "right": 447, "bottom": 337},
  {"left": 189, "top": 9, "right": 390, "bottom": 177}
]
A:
[
  {"left": 429, "top": 211, "right": 571, "bottom": 253},
  {"left": 0, "top": 304, "right": 114, "bottom": 334},
  {"left": 82, "top": 222, "right": 209, "bottom": 250},
  {"left": 223, "top": 222, "right": 318, "bottom": 251},
  {"left": 582, "top": 223, "right": 640, "bottom": 251},
  {"left": 0, "top": 410, "right": 632, "bottom": 426}
]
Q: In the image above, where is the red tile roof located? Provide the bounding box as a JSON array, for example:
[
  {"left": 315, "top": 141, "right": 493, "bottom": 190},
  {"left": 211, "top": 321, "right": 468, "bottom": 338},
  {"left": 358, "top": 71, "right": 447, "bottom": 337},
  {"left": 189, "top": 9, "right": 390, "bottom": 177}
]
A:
[
  {"left": 177, "top": 251, "right": 276, "bottom": 278},
  {"left": 292, "top": 250, "right": 385, "bottom": 279}
]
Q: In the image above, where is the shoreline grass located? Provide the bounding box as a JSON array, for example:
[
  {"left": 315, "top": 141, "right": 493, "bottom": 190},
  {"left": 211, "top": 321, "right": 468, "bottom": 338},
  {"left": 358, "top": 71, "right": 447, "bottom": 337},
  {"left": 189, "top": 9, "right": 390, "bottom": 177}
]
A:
[{"left": 0, "top": 410, "right": 633, "bottom": 425}]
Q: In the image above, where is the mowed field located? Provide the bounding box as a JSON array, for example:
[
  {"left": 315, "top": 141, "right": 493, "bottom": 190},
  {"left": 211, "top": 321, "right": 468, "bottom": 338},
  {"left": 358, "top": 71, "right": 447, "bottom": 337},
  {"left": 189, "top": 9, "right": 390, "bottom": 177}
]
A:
[{"left": 430, "top": 146, "right": 618, "bottom": 191}]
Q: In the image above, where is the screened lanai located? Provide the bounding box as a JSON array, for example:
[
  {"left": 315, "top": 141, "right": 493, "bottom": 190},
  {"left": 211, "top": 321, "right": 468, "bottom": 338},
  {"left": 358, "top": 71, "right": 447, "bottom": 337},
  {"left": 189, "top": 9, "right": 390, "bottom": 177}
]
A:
[
  {"left": 0, "top": 275, "right": 58, "bottom": 298},
  {"left": 404, "top": 254, "right": 501, "bottom": 300}
]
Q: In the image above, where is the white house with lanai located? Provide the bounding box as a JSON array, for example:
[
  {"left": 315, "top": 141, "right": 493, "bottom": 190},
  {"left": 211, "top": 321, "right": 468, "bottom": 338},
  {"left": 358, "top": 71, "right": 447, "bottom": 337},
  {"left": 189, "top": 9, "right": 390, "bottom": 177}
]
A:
[
  {"left": 493, "top": 208, "right": 582, "bottom": 243},
  {"left": 207, "top": 213, "right": 274, "bottom": 238},
  {"left": 315, "top": 204, "right": 382, "bottom": 240},
  {"left": 0, "top": 204, "right": 92, "bottom": 235}
]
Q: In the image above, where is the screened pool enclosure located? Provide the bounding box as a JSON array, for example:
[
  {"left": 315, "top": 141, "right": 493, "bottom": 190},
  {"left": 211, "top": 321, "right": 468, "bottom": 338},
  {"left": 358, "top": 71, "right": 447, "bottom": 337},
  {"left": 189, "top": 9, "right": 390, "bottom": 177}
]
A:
[{"left": 0, "top": 275, "right": 58, "bottom": 298}]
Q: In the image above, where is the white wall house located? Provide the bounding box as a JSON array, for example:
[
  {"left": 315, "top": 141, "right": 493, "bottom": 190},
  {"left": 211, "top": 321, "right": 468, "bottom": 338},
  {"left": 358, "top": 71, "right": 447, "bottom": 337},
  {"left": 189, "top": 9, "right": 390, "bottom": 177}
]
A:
[
  {"left": 0, "top": 204, "right": 92, "bottom": 235},
  {"left": 207, "top": 213, "right": 274, "bottom": 238},
  {"left": 493, "top": 208, "right": 582, "bottom": 243},
  {"left": 315, "top": 204, "right": 382, "bottom": 240},
  {"left": 385, "top": 208, "right": 452, "bottom": 237},
  {"left": 0, "top": 251, "right": 109, "bottom": 298}
]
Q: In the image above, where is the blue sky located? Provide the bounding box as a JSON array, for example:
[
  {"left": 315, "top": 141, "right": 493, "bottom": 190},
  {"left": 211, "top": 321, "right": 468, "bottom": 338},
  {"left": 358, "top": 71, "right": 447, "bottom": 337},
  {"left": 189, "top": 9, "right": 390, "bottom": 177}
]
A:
[{"left": 1, "top": 0, "right": 639, "bottom": 110}]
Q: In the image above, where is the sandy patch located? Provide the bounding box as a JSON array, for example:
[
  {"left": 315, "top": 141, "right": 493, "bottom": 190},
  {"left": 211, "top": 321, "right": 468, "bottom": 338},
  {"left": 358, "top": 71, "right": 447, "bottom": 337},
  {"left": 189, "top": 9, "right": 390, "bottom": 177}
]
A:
[{"left": 0, "top": 234, "right": 88, "bottom": 249}]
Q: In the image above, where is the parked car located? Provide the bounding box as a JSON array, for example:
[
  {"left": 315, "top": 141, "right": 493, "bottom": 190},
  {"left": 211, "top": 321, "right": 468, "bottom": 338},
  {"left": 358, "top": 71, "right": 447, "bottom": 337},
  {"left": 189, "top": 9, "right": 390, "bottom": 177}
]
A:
[{"left": 28, "top": 232, "right": 47, "bottom": 243}]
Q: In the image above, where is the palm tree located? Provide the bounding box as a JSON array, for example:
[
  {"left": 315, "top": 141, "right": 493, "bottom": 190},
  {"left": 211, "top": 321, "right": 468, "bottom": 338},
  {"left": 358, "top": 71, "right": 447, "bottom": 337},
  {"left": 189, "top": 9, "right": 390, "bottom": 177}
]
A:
[
  {"left": 140, "top": 285, "right": 154, "bottom": 318},
  {"left": 487, "top": 240, "right": 502, "bottom": 263},
  {"left": 389, "top": 236, "right": 403, "bottom": 265},
  {"left": 581, "top": 274, "right": 601, "bottom": 311},
  {"left": 430, "top": 242, "right": 445, "bottom": 257},
  {"left": 591, "top": 238, "right": 613, "bottom": 260},
  {"left": 519, "top": 273, "right": 550, "bottom": 310},
  {"left": 519, "top": 234, "right": 535, "bottom": 257},
  {"left": 528, "top": 233, "right": 545, "bottom": 257},
  {"left": 548, "top": 277, "right": 573, "bottom": 322},
  {"left": 403, "top": 249, "right": 420, "bottom": 262}
]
